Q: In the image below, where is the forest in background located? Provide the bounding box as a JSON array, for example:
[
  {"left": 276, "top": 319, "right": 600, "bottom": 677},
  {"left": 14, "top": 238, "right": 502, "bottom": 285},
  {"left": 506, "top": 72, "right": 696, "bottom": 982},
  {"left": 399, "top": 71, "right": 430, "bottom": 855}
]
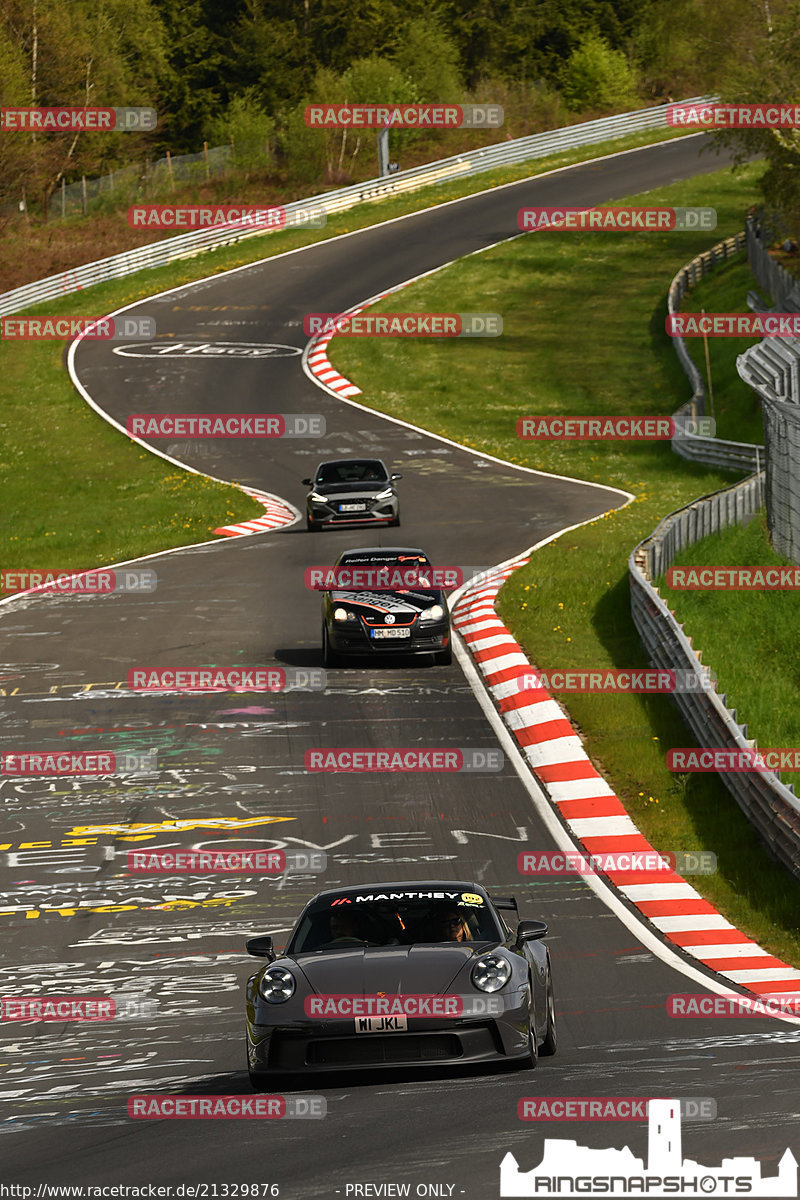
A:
[{"left": 0, "top": 0, "right": 798, "bottom": 224}]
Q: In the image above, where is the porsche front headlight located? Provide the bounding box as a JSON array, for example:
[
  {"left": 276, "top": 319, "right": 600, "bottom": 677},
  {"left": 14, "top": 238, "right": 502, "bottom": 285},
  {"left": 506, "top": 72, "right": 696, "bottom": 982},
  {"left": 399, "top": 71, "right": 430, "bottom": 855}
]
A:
[
  {"left": 259, "top": 966, "right": 296, "bottom": 1003},
  {"left": 471, "top": 954, "right": 512, "bottom": 993}
]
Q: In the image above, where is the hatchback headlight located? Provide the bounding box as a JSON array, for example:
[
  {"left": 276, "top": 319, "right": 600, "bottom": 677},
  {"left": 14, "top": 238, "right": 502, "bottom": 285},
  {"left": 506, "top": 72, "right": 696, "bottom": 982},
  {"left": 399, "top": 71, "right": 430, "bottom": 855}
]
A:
[
  {"left": 309, "top": 491, "right": 327, "bottom": 503},
  {"left": 259, "top": 967, "right": 295, "bottom": 1003},
  {"left": 420, "top": 604, "right": 445, "bottom": 623},
  {"left": 471, "top": 954, "right": 512, "bottom": 993},
  {"left": 374, "top": 488, "right": 393, "bottom": 501},
  {"left": 333, "top": 607, "right": 357, "bottom": 622}
]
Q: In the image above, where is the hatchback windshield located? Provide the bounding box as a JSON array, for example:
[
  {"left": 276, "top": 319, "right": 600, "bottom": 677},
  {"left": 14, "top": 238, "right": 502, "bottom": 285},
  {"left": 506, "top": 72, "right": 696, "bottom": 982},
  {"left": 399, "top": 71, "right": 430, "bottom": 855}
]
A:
[{"left": 317, "top": 461, "right": 388, "bottom": 485}]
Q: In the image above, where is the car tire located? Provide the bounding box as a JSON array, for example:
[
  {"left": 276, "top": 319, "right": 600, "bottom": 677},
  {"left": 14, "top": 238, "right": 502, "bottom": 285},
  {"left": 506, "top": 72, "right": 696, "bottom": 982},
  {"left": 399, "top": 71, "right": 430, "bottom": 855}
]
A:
[
  {"left": 434, "top": 645, "right": 452, "bottom": 666},
  {"left": 518, "top": 1016, "right": 539, "bottom": 1069},
  {"left": 306, "top": 515, "right": 318, "bottom": 532},
  {"left": 539, "top": 975, "right": 558, "bottom": 1057},
  {"left": 322, "top": 624, "right": 341, "bottom": 668},
  {"left": 513, "top": 984, "right": 539, "bottom": 1068},
  {"left": 390, "top": 515, "right": 400, "bottom": 527}
]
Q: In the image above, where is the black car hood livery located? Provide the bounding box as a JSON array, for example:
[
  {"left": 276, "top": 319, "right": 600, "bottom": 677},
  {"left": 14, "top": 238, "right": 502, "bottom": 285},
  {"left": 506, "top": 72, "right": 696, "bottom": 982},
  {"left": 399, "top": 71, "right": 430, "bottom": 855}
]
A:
[
  {"left": 290, "top": 944, "right": 484, "bottom": 996},
  {"left": 329, "top": 589, "right": 442, "bottom": 615}
]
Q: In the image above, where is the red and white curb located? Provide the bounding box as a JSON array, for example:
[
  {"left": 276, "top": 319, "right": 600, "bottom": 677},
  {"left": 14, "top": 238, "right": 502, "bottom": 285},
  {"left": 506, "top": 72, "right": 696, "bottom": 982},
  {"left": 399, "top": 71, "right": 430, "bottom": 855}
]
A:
[
  {"left": 306, "top": 331, "right": 363, "bottom": 397},
  {"left": 452, "top": 561, "right": 800, "bottom": 1000},
  {"left": 305, "top": 284, "right": 410, "bottom": 397},
  {"left": 214, "top": 486, "right": 298, "bottom": 537}
]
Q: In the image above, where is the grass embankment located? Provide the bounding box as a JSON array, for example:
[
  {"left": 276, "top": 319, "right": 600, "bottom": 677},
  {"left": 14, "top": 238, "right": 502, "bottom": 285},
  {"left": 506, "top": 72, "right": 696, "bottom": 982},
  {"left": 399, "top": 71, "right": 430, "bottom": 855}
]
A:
[
  {"left": 0, "top": 127, "right": 699, "bottom": 590},
  {"left": 328, "top": 160, "right": 800, "bottom": 964},
  {"left": 660, "top": 516, "right": 800, "bottom": 787}
]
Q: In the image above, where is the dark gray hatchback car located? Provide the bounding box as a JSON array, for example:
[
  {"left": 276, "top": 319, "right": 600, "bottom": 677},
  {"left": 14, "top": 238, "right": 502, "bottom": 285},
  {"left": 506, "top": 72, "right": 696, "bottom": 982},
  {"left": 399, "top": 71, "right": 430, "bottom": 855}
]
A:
[
  {"left": 303, "top": 458, "right": 401, "bottom": 531},
  {"left": 245, "top": 881, "right": 556, "bottom": 1084}
]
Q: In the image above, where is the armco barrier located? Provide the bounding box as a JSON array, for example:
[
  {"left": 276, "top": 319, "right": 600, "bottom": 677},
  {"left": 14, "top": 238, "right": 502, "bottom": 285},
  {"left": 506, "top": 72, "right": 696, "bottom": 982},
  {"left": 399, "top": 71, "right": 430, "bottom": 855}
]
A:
[
  {"left": 667, "top": 231, "right": 761, "bottom": 472},
  {"left": 0, "top": 97, "right": 713, "bottom": 319},
  {"left": 629, "top": 473, "right": 800, "bottom": 879},
  {"left": 631, "top": 229, "right": 800, "bottom": 879},
  {"left": 738, "top": 216, "right": 800, "bottom": 564}
]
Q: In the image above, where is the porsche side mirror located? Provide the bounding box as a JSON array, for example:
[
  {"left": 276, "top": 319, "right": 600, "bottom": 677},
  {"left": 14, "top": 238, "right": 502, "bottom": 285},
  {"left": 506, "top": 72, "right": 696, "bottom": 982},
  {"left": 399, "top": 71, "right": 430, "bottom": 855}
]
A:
[
  {"left": 246, "top": 935, "right": 276, "bottom": 960},
  {"left": 302, "top": 478, "right": 312, "bottom": 486},
  {"left": 391, "top": 473, "right": 402, "bottom": 480},
  {"left": 515, "top": 920, "right": 548, "bottom": 946}
]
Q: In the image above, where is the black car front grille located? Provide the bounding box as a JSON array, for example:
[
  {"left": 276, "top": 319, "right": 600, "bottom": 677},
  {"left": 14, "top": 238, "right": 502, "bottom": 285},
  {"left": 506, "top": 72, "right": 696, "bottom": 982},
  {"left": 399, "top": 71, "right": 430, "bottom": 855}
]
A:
[{"left": 306, "top": 1033, "right": 462, "bottom": 1066}]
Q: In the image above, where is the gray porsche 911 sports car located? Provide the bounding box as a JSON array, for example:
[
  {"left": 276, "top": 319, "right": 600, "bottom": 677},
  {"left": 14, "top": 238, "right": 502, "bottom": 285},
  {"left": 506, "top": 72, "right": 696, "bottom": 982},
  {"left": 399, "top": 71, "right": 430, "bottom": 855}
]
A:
[
  {"left": 302, "top": 458, "right": 402, "bottom": 531},
  {"left": 245, "top": 881, "right": 556, "bottom": 1083},
  {"left": 321, "top": 547, "right": 452, "bottom": 667}
]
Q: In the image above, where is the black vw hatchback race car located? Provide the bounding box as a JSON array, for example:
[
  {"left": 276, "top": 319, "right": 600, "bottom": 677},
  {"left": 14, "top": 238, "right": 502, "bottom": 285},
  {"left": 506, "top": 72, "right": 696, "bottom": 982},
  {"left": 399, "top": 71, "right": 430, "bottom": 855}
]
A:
[
  {"left": 245, "top": 881, "right": 556, "bottom": 1084},
  {"left": 320, "top": 547, "right": 452, "bottom": 667}
]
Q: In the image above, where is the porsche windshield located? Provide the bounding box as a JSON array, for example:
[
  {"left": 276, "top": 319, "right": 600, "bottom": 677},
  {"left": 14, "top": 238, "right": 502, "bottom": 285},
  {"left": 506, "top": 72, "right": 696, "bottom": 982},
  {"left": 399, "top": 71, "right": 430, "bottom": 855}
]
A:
[{"left": 288, "top": 895, "right": 503, "bottom": 953}]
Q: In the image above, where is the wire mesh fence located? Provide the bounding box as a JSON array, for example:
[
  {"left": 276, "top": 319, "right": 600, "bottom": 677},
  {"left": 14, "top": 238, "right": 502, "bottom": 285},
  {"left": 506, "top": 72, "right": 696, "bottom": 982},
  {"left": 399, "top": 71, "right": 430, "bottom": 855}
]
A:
[{"left": 738, "top": 216, "right": 800, "bottom": 564}]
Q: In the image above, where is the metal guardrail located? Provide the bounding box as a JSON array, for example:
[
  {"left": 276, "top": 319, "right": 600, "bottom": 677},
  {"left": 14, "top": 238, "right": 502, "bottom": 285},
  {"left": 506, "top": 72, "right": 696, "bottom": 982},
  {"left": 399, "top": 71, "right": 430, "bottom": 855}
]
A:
[
  {"left": 0, "top": 96, "right": 714, "bottom": 319},
  {"left": 667, "top": 232, "right": 762, "bottom": 472},
  {"left": 746, "top": 216, "right": 799, "bottom": 309},
  {"left": 630, "top": 231, "right": 800, "bottom": 878},
  {"left": 629, "top": 473, "right": 800, "bottom": 878},
  {"left": 738, "top": 216, "right": 800, "bottom": 565}
]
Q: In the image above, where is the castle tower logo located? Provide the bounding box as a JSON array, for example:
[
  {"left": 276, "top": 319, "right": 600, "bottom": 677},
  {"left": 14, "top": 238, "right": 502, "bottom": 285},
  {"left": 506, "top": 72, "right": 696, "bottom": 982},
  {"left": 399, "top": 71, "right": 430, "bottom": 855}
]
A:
[{"left": 500, "top": 1099, "right": 797, "bottom": 1197}]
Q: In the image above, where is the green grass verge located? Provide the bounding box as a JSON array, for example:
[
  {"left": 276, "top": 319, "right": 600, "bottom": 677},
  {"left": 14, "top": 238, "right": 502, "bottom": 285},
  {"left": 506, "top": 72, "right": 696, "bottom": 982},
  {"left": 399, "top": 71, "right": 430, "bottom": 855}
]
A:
[
  {"left": 0, "top": 127, "right": 700, "bottom": 590},
  {"left": 675, "top": 257, "right": 767, "bottom": 445},
  {"left": 327, "top": 159, "right": 800, "bottom": 965},
  {"left": 659, "top": 513, "right": 800, "bottom": 790}
]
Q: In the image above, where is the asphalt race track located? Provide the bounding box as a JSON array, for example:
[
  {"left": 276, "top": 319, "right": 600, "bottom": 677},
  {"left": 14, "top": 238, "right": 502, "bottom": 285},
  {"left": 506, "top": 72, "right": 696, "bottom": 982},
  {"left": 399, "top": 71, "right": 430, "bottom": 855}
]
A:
[{"left": 2, "top": 135, "right": 799, "bottom": 1195}]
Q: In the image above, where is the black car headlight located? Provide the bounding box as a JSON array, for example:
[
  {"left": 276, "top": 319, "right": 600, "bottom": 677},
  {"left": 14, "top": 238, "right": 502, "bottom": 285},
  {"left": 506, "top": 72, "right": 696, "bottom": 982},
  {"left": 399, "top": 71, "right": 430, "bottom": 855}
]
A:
[
  {"left": 471, "top": 954, "right": 512, "bottom": 993},
  {"left": 309, "top": 492, "right": 327, "bottom": 504},
  {"left": 259, "top": 967, "right": 296, "bottom": 1003},
  {"left": 333, "top": 607, "right": 358, "bottom": 622},
  {"left": 419, "top": 604, "right": 445, "bottom": 624}
]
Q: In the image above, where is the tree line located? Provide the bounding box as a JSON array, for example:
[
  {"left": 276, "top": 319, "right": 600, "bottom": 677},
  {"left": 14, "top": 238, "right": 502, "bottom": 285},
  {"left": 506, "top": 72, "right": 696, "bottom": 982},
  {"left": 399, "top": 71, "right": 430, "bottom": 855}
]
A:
[{"left": 0, "top": 0, "right": 798, "bottom": 225}]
